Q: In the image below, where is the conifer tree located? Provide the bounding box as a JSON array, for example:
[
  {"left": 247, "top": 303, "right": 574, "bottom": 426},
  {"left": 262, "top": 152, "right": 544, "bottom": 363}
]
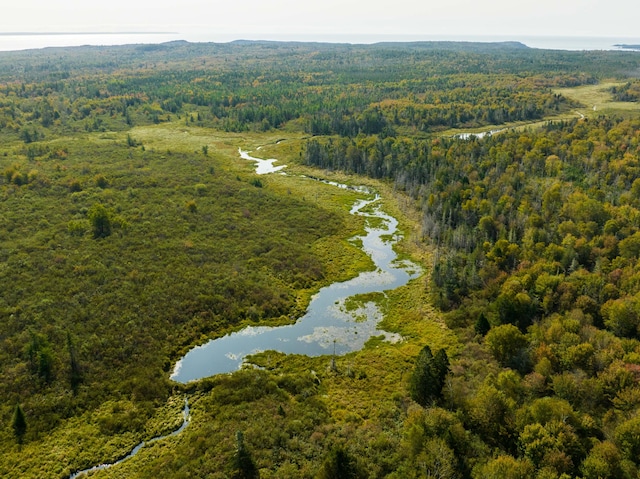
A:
[
  {"left": 475, "top": 312, "right": 491, "bottom": 336},
  {"left": 409, "top": 345, "right": 450, "bottom": 406},
  {"left": 12, "top": 403, "right": 27, "bottom": 444},
  {"left": 433, "top": 348, "right": 450, "bottom": 396},
  {"left": 67, "top": 332, "right": 82, "bottom": 395},
  {"left": 230, "top": 431, "right": 259, "bottom": 479}
]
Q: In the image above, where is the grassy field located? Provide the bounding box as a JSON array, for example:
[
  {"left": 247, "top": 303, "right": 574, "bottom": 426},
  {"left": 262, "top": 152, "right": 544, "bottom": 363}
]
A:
[
  {"left": 439, "top": 80, "right": 640, "bottom": 138},
  {"left": 554, "top": 81, "right": 640, "bottom": 115}
]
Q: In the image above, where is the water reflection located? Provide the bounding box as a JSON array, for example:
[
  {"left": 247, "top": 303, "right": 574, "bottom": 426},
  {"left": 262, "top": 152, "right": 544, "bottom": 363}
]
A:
[{"left": 171, "top": 191, "right": 421, "bottom": 383}]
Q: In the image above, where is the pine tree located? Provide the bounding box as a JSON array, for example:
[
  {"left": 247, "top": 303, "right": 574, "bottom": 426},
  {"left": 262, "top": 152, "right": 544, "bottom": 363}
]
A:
[
  {"left": 12, "top": 403, "right": 27, "bottom": 444},
  {"left": 409, "top": 345, "right": 450, "bottom": 407},
  {"left": 230, "top": 431, "right": 259, "bottom": 479},
  {"left": 475, "top": 312, "right": 491, "bottom": 336}
]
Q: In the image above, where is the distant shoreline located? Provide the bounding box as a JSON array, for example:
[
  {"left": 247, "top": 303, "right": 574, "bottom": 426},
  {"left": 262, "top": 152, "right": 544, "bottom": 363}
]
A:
[
  {"left": 614, "top": 44, "right": 640, "bottom": 50},
  {"left": 0, "top": 32, "right": 176, "bottom": 36},
  {"left": 2, "top": 33, "right": 640, "bottom": 53}
]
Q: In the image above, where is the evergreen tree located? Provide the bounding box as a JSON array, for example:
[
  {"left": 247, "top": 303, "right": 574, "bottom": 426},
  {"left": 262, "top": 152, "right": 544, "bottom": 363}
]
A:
[
  {"left": 409, "top": 345, "right": 436, "bottom": 406},
  {"left": 26, "top": 331, "right": 54, "bottom": 384},
  {"left": 475, "top": 312, "right": 491, "bottom": 336},
  {"left": 409, "top": 345, "right": 450, "bottom": 406},
  {"left": 316, "top": 445, "right": 364, "bottom": 479},
  {"left": 12, "top": 403, "right": 27, "bottom": 444},
  {"left": 433, "top": 348, "right": 450, "bottom": 396},
  {"left": 230, "top": 431, "right": 259, "bottom": 479},
  {"left": 67, "top": 332, "right": 82, "bottom": 395}
]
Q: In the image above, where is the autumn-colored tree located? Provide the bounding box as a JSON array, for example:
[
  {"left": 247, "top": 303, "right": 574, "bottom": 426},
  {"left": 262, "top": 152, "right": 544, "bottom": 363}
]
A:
[{"left": 485, "top": 324, "right": 528, "bottom": 368}]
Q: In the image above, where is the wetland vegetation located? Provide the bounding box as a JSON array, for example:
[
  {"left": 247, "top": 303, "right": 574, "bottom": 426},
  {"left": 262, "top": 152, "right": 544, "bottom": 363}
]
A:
[{"left": 2, "top": 40, "right": 640, "bottom": 478}]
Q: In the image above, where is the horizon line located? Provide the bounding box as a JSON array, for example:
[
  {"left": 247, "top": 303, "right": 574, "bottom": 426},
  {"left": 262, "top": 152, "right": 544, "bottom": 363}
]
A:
[
  {"left": 1, "top": 32, "right": 640, "bottom": 39},
  {"left": 0, "top": 32, "right": 177, "bottom": 36}
]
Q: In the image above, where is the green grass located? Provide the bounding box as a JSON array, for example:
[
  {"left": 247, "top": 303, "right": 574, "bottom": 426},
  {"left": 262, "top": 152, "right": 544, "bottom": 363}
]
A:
[{"left": 555, "top": 81, "right": 640, "bottom": 117}]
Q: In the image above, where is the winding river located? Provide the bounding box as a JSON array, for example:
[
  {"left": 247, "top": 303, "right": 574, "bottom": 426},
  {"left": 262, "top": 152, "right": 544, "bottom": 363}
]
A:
[
  {"left": 69, "top": 146, "right": 421, "bottom": 477},
  {"left": 170, "top": 149, "right": 421, "bottom": 383}
]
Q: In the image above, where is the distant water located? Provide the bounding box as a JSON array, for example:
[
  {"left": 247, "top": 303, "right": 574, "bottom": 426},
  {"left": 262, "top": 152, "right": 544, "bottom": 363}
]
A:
[
  {"left": 514, "top": 35, "right": 640, "bottom": 51},
  {"left": 0, "top": 33, "right": 181, "bottom": 52},
  {"left": 1, "top": 31, "right": 640, "bottom": 52}
]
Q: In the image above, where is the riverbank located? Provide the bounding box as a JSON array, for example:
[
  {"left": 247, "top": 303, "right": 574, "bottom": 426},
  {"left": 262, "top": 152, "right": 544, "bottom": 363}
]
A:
[{"left": 171, "top": 150, "right": 422, "bottom": 381}]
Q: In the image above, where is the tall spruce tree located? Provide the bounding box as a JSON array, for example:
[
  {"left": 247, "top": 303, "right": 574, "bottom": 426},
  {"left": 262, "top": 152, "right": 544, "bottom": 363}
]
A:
[
  {"left": 230, "top": 431, "right": 259, "bottom": 479},
  {"left": 409, "top": 345, "right": 450, "bottom": 407},
  {"left": 433, "top": 348, "right": 450, "bottom": 396},
  {"left": 475, "top": 312, "right": 491, "bottom": 336},
  {"left": 12, "top": 403, "right": 27, "bottom": 444},
  {"left": 67, "top": 332, "right": 82, "bottom": 394}
]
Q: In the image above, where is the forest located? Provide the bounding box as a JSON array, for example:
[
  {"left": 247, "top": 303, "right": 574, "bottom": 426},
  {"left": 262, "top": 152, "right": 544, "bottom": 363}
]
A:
[{"left": 2, "top": 39, "right": 640, "bottom": 478}]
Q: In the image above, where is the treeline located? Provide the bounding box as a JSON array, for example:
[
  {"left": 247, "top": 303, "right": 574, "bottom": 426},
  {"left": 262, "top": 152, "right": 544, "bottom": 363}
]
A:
[
  {"left": 611, "top": 80, "right": 640, "bottom": 102},
  {"left": 1, "top": 68, "right": 571, "bottom": 137}
]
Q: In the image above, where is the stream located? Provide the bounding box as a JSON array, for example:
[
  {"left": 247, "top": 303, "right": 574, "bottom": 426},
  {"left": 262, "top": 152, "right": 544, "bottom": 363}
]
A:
[
  {"left": 170, "top": 149, "right": 421, "bottom": 383},
  {"left": 69, "top": 398, "right": 190, "bottom": 478},
  {"left": 455, "top": 128, "right": 504, "bottom": 140}
]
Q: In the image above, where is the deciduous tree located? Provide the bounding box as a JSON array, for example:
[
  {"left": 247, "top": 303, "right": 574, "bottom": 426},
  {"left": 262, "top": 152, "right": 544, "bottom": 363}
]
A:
[{"left": 88, "top": 203, "right": 112, "bottom": 238}]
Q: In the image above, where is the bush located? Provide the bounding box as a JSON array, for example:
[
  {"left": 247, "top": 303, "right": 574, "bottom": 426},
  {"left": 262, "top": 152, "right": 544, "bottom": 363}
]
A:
[{"left": 87, "top": 203, "right": 112, "bottom": 238}]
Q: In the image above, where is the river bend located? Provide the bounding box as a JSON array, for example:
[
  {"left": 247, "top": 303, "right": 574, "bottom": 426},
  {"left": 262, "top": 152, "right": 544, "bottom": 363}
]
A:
[{"left": 170, "top": 149, "right": 421, "bottom": 383}]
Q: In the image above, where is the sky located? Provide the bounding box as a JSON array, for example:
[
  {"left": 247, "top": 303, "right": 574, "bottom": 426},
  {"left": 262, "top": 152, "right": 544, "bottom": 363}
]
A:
[{"left": 1, "top": 0, "right": 639, "bottom": 41}]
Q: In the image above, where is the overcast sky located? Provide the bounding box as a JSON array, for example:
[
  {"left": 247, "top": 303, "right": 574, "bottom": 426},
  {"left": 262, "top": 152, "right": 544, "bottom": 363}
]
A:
[{"left": 1, "top": 0, "right": 639, "bottom": 40}]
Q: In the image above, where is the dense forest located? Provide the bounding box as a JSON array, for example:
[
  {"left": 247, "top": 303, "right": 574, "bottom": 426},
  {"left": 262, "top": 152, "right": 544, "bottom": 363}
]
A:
[
  {"left": 0, "top": 40, "right": 633, "bottom": 139},
  {"left": 2, "top": 40, "right": 640, "bottom": 478}
]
